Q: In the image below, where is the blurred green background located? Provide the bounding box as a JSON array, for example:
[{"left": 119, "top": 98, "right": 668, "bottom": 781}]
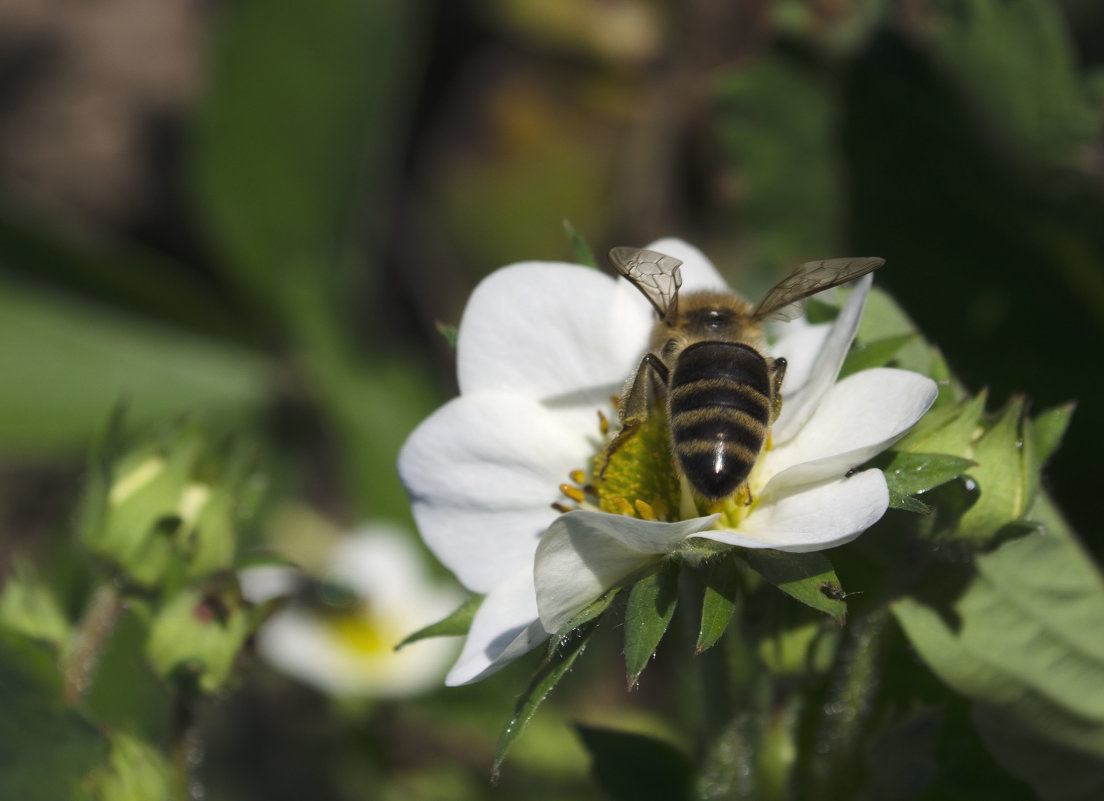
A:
[{"left": 1, "top": 0, "right": 1103, "bottom": 798}]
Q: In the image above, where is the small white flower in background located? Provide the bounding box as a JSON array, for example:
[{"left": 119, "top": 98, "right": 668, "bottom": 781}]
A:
[
  {"left": 240, "top": 524, "right": 462, "bottom": 698},
  {"left": 399, "top": 239, "right": 937, "bottom": 686}
]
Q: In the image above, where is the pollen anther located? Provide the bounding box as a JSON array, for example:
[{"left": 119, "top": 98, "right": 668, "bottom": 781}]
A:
[{"left": 559, "top": 483, "right": 586, "bottom": 504}]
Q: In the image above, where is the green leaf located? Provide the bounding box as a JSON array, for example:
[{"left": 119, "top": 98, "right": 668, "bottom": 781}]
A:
[
  {"left": 0, "top": 279, "right": 270, "bottom": 456},
  {"left": 714, "top": 54, "right": 843, "bottom": 269},
  {"left": 893, "top": 494, "right": 1104, "bottom": 801},
  {"left": 930, "top": 0, "right": 1100, "bottom": 172},
  {"left": 745, "top": 550, "right": 846, "bottom": 621},
  {"left": 0, "top": 634, "right": 106, "bottom": 800},
  {"left": 855, "top": 287, "right": 953, "bottom": 382},
  {"left": 145, "top": 588, "right": 253, "bottom": 693},
  {"left": 396, "top": 594, "right": 482, "bottom": 649},
  {"left": 882, "top": 451, "right": 976, "bottom": 498},
  {"left": 492, "top": 624, "right": 594, "bottom": 781},
  {"left": 575, "top": 725, "right": 694, "bottom": 801},
  {"left": 623, "top": 562, "right": 679, "bottom": 688},
  {"left": 955, "top": 397, "right": 1033, "bottom": 545},
  {"left": 194, "top": 0, "right": 415, "bottom": 320},
  {"left": 319, "top": 359, "right": 439, "bottom": 520},
  {"left": 694, "top": 557, "right": 741, "bottom": 654},
  {"left": 85, "top": 732, "right": 172, "bottom": 801},
  {"left": 0, "top": 205, "right": 244, "bottom": 340},
  {"left": 1033, "top": 401, "right": 1075, "bottom": 468},
  {"left": 839, "top": 333, "right": 916, "bottom": 378},
  {"left": 0, "top": 560, "right": 71, "bottom": 646},
  {"left": 563, "top": 219, "right": 599, "bottom": 269}
]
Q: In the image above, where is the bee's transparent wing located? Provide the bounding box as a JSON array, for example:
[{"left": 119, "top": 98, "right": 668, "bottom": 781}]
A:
[
  {"left": 752, "top": 257, "right": 884, "bottom": 322},
  {"left": 608, "top": 246, "right": 683, "bottom": 320}
]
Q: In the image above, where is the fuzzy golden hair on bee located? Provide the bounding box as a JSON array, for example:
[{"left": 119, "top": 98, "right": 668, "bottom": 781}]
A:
[{"left": 602, "top": 247, "right": 884, "bottom": 504}]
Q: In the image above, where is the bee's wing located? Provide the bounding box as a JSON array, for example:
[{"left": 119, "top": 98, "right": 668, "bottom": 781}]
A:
[
  {"left": 752, "top": 257, "right": 884, "bottom": 322},
  {"left": 608, "top": 246, "right": 683, "bottom": 320}
]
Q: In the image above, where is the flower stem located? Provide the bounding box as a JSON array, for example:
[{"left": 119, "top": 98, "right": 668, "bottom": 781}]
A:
[
  {"left": 802, "top": 608, "right": 890, "bottom": 800},
  {"left": 61, "top": 582, "right": 124, "bottom": 704},
  {"left": 171, "top": 692, "right": 204, "bottom": 801},
  {"left": 693, "top": 612, "right": 764, "bottom": 801}
]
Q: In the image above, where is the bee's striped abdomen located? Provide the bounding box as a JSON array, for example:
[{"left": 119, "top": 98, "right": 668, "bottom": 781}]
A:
[{"left": 668, "top": 341, "right": 772, "bottom": 501}]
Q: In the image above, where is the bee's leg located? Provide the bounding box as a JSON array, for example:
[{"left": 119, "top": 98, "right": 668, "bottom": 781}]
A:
[
  {"left": 599, "top": 353, "right": 669, "bottom": 478},
  {"left": 767, "top": 357, "right": 787, "bottom": 423}
]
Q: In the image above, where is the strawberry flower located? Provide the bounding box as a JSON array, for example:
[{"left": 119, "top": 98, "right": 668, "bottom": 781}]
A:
[
  {"left": 399, "top": 239, "right": 937, "bottom": 685},
  {"left": 240, "top": 524, "right": 461, "bottom": 697}
]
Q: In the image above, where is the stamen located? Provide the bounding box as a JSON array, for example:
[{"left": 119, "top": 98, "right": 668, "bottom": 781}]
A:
[
  {"left": 634, "top": 499, "right": 657, "bottom": 521},
  {"left": 551, "top": 502, "right": 573, "bottom": 513},
  {"left": 611, "top": 496, "right": 635, "bottom": 516},
  {"left": 559, "top": 483, "right": 586, "bottom": 504},
  {"left": 597, "top": 410, "right": 610, "bottom": 435},
  {"left": 569, "top": 469, "right": 586, "bottom": 485},
  {"left": 651, "top": 495, "right": 670, "bottom": 520}
]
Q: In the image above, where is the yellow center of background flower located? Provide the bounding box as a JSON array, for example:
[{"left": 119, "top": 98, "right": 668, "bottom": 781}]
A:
[{"left": 327, "top": 611, "right": 395, "bottom": 657}]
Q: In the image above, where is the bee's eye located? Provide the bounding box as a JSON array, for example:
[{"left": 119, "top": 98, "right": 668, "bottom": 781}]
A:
[
  {"left": 663, "top": 338, "right": 678, "bottom": 356},
  {"left": 704, "top": 309, "right": 727, "bottom": 328}
]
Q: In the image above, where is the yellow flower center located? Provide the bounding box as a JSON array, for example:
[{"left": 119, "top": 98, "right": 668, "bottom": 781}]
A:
[
  {"left": 593, "top": 409, "right": 681, "bottom": 521},
  {"left": 326, "top": 609, "right": 395, "bottom": 656},
  {"left": 554, "top": 403, "right": 771, "bottom": 530}
]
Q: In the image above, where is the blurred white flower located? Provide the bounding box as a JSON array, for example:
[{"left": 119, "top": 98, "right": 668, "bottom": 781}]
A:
[
  {"left": 399, "top": 239, "right": 937, "bottom": 686},
  {"left": 240, "top": 524, "right": 462, "bottom": 698}
]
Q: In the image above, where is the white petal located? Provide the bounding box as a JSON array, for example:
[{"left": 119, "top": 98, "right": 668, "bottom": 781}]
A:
[
  {"left": 772, "top": 274, "right": 872, "bottom": 443},
  {"left": 327, "top": 527, "right": 426, "bottom": 604},
  {"left": 398, "top": 393, "right": 595, "bottom": 592},
  {"left": 698, "top": 469, "right": 888, "bottom": 552},
  {"left": 534, "top": 510, "right": 719, "bottom": 632},
  {"left": 768, "top": 318, "right": 831, "bottom": 397},
  {"left": 445, "top": 566, "right": 548, "bottom": 686},
  {"left": 256, "top": 606, "right": 460, "bottom": 698},
  {"left": 762, "top": 368, "right": 938, "bottom": 493},
  {"left": 457, "top": 263, "right": 652, "bottom": 404},
  {"left": 644, "top": 237, "right": 729, "bottom": 292},
  {"left": 239, "top": 565, "right": 297, "bottom": 604}
]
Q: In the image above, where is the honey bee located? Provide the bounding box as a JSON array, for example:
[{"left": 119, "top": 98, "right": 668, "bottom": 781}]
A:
[{"left": 601, "top": 246, "right": 884, "bottom": 504}]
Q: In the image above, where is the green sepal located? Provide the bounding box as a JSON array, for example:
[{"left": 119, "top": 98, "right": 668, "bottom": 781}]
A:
[
  {"left": 563, "top": 219, "right": 598, "bottom": 269},
  {"left": 396, "top": 594, "right": 482, "bottom": 649},
  {"left": 1032, "top": 401, "right": 1075, "bottom": 468},
  {"left": 549, "top": 587, "right": 619, "bottom": 657},
  {"left": 954, "top": 396, "right": 1034, "bottom": 546},
  {"left": 881, "top": 451, "right": 976, "bottom": 499},
  {"left": 144, "top": 587, "right": 252, "bottom": 693},
  {"left": 745, "top": 550, "right": 846, "bottom": 622},
  {"left": 888, "top": 492, "right": 933, "bottom": 515},
  {"left": 693, "top": 557, "right": 741, "bottom": 654},
  {"left": 492, "top": 623, "right": 595, "bottom": 782},
  {"left": 624, "top": 562, "right": 680, "bottom": 688},
  {"left": 896, "top": 389, "right": 987, "bottom": 456},
  {"left": 435, "top": 321, "right": 459, "bottom": 350},
  {"left": 839, "top": 333, "right": 916, "bottom": 378}
]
